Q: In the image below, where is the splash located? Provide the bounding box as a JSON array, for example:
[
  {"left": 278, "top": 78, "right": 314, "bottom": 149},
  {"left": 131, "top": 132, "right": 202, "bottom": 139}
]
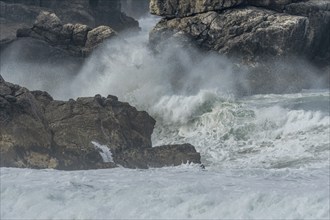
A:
[{"left": 91, "top": 141, "right": 114, "bottom": 163}]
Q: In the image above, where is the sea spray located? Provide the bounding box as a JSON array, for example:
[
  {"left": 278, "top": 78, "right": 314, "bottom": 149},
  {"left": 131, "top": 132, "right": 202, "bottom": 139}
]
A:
[
  {"left": 91, "top": 141, "right": 114, "bottom": 163},
  {"left": 0, "top": 15, "right": 329, "bottom": 220}
]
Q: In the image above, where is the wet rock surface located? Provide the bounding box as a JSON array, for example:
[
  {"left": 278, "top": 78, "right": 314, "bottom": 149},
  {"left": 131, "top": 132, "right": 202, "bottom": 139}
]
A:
[{"left": 0, "top": 76, "right": 201, "bottom": 170}]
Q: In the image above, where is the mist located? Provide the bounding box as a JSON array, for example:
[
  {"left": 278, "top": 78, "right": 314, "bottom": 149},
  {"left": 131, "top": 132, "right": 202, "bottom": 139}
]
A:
[{"left": 0, "top": 15, "right": 328, "bottom": 122}]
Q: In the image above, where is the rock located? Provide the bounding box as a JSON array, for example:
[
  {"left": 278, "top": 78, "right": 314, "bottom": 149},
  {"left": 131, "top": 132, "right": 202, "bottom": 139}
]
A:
[
  {"left": 149, "top": 0, "right": 330, "bottom": 94},
  {"left": 150, "top": 0, "right": 330, "bottom": 64},
  {"left": 0, "top": 81, "right": 53, "bottom": 169},
  {"left": 72, "top": 23, "right": 91, "bottom": 46},
  {"left": 17, "top": 11, "right": 117, "bottom": 56},
  {"left": 115, "top": 144, "right": 201, "bottom": 169},
  {"left": 150, "top": 8, "right": 308, "bottom": 61},
  {"left": 150, "top": 0, "right": 245, "bottom": 18},
  {"left": 85, "top": 26, "right": 116, "bottom": 49},
  {"left": 0, "top": 0, "right": 138, "bottom": 50},
  {"left": 0, "top": 1, "right": 41, "bottom": 50},
  {"left": 0, "top": 76, "right": 201, "bottom": 170},
  {"left": 284, "top": 0, "right": 330, "bottom": 67},
  {"left": 150, "top": 0, "right": 306, "bottom": 18},
  {"left": 33, "top": 11, "right": 62, "bottom": 31},
  {"left": 247, "top": 0, "right": 303, "bottom": 11},
  {"left": 0, "top": 0, "right": 138, "bottom": 31}
]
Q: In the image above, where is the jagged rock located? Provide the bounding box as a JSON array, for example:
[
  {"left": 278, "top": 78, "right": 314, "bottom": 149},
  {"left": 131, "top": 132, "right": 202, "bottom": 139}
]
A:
[
  {"left": 0, "top": 76, "right": 201, "bottom": 170},
  {"left": 150, "top": 0, "right": 330, "bottom": 66},
  {"left": 151, "top": 8, "right": 308, "bottom": 61},
  {"left": 18, "top": 11, "right": 117, "bottom": 56}
]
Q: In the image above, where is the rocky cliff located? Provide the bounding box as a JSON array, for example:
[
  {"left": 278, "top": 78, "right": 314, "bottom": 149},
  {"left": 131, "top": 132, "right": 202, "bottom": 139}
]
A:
[
  {"left": 0, "top": 75, "right": 201, "bottom": 170},
  {"left": 150, "top": 0, "right": 330, "bottom": 67}
]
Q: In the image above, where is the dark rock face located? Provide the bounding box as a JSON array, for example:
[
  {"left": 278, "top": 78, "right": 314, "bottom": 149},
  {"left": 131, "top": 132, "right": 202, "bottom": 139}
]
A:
[
  {"left": 17, "top": 11, "right": 117, "bottom": 56},
  {"left": 150, "top": 0, "right": 330, "bottom": 66},
  {"left": 0, "top": 76, "right": 201, "bottom": 170}
]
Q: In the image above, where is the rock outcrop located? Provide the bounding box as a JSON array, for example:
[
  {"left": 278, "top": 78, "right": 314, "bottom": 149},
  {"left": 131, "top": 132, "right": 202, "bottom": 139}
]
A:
[
  {"left": 150, "top": 0, "right": 330, "bottom": 66},
  {"left": 0, "top": 0, "right": 138, "bottom": 50},
  {"left": 0, "top": 75, "right": 201, "bottom": 170},
  {"left": 17, "top": 11, "right": 117, "bottom": 56}
]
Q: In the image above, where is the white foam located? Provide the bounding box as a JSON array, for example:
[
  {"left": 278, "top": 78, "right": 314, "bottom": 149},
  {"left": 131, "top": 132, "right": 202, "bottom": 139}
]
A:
[
  {"left": 91, "top": 141, "right": 114, "bottom": 163},
  {"left": 1, "top": 167, "right": 329, "bottom": 219},
  {"left": 152, "top": 90, "right": 330, "bottom": 170}
]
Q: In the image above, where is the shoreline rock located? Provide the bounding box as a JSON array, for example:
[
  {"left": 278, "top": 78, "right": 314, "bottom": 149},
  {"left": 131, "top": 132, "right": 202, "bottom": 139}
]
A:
[
  {"left": 150, "top": 0, "right": 330, "bottom": 66},
  {"left": 0, "top": 75, "right": 201, "bottom": 170}
]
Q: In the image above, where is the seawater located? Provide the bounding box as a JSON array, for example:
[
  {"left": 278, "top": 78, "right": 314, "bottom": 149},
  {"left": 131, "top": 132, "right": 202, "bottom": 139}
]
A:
[
  {"left": 0, "top": 16, "right": 329, "bottom": 219},
  {"left": 1, "top": 90, "right": 329, "bottom": 219}
]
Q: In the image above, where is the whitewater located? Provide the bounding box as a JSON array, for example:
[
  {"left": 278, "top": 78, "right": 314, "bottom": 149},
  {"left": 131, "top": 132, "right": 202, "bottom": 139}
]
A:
[{"left": 1, "top": 16, "right": 329, "bottom": 219}]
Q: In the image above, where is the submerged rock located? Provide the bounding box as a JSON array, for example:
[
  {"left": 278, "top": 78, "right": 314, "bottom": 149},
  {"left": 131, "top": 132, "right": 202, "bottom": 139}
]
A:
[{"left": 0, "top": 76, "right": 201, "bottom": 170}]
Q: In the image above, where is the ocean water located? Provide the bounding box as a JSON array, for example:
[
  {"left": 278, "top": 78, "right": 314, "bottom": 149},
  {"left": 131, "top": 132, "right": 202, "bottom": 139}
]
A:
[{"left": 1, "top": 16, "right": 330, "bottom": 219}]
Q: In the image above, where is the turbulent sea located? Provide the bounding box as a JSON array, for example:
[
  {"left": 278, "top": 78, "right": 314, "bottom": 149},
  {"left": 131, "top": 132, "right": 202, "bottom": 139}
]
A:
[{"left": 1, "top": 16, "right": 329, "bottom": 219}]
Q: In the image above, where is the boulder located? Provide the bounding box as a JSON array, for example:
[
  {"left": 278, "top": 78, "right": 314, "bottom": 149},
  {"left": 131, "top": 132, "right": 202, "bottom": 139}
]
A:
[{"left": 0, "top": 76, "right": 201, "bottom": 170}]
